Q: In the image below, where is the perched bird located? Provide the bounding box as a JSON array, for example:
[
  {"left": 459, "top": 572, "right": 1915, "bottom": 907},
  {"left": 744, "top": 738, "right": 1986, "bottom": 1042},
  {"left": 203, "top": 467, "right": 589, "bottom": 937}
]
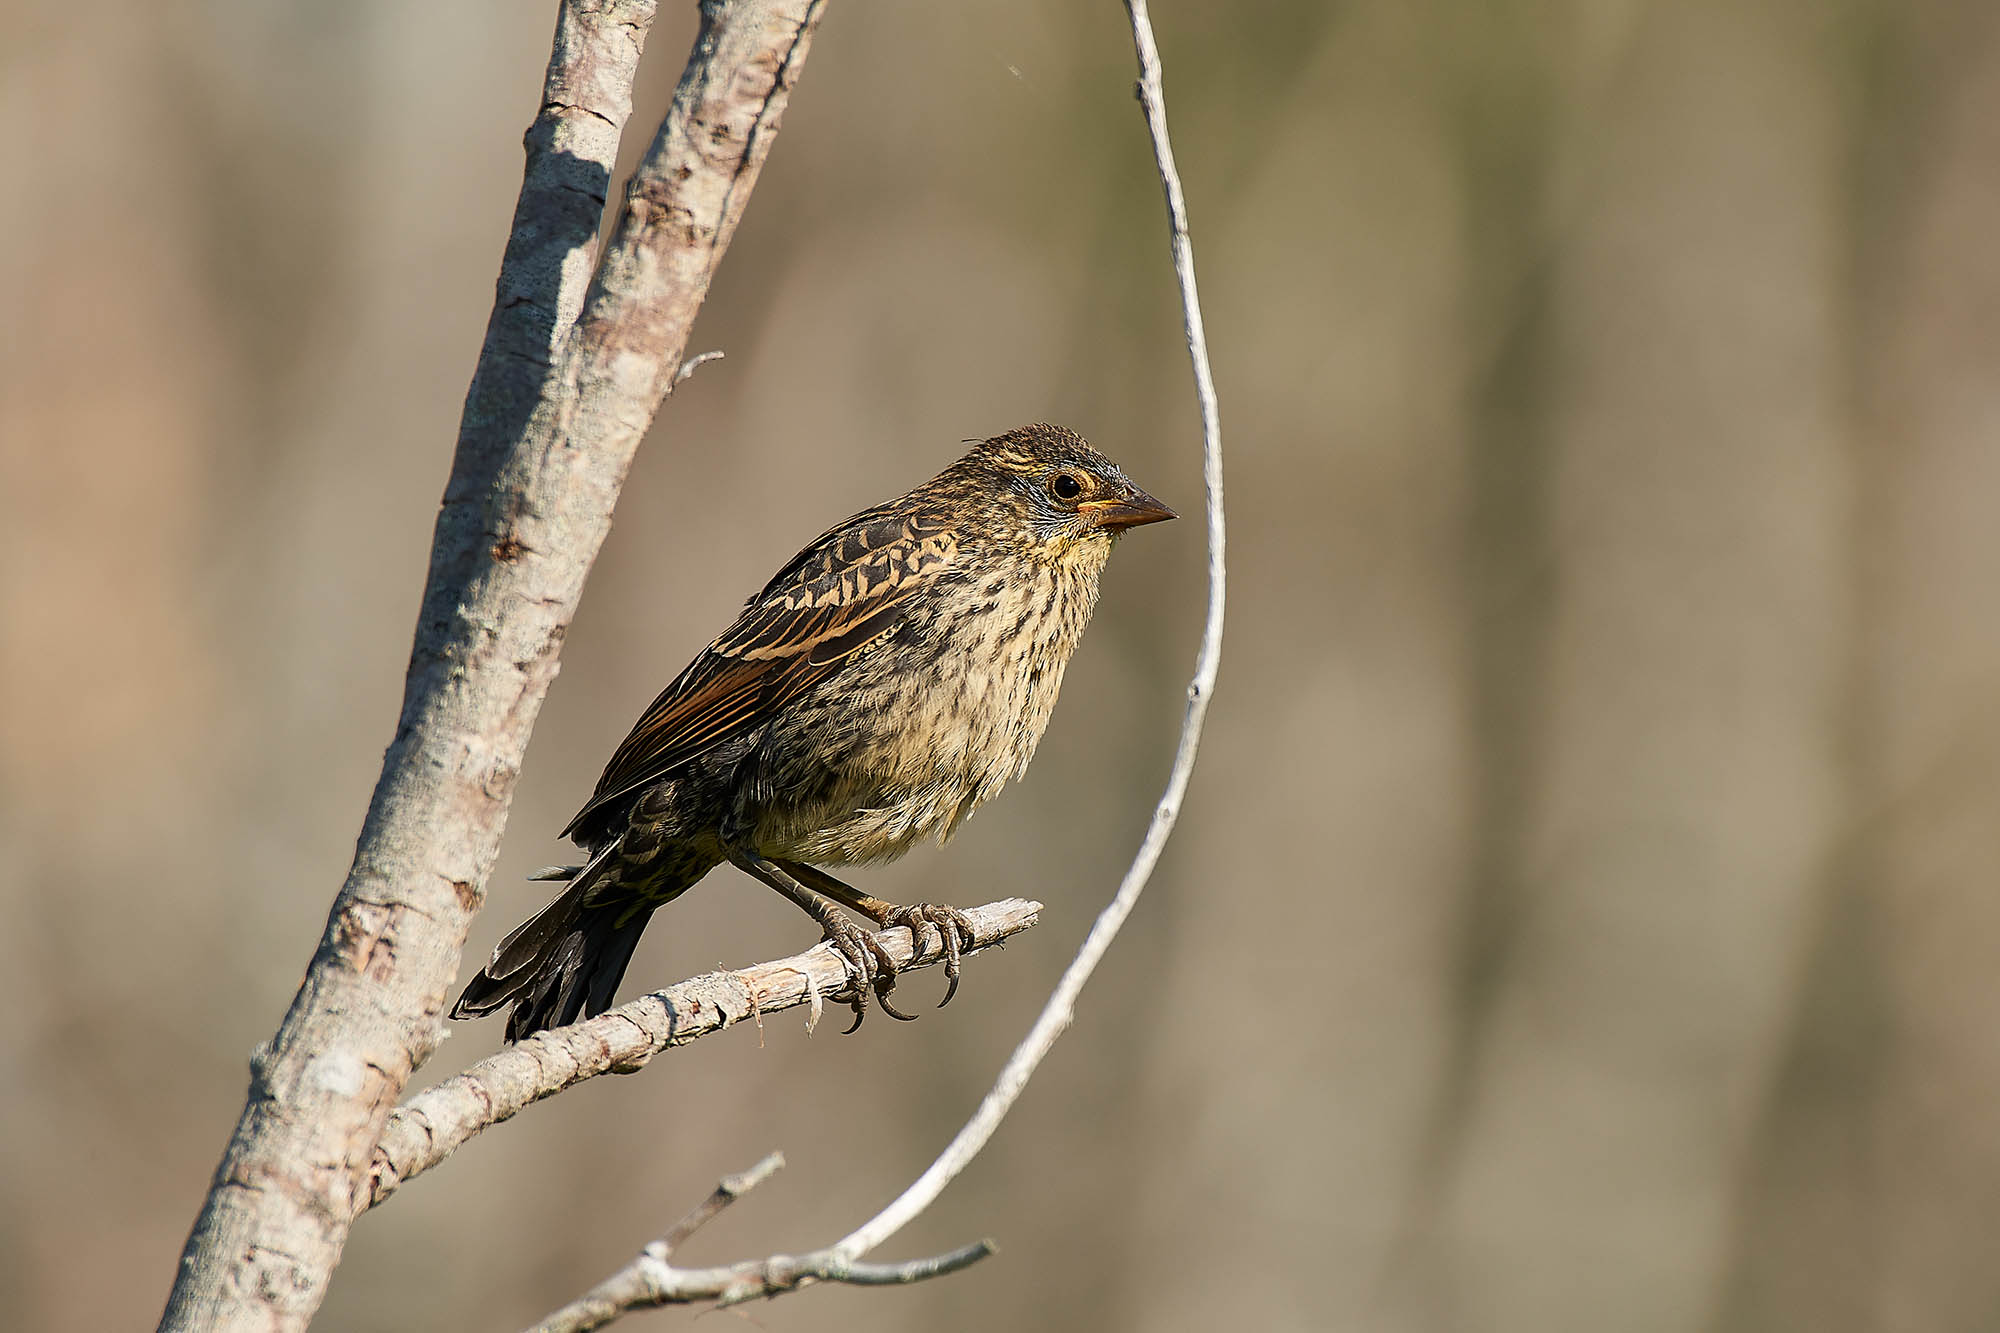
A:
[{"left": 452, "top": 424, "right": 1174, "bottom": 1041}]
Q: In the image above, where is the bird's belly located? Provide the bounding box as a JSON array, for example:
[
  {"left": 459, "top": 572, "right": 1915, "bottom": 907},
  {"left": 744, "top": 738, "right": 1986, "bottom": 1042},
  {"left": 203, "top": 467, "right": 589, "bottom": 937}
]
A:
[
  {"left": 754, "top": 773, "right": 981, "bottom": 866},
  {"left": 746, "top": 661, "right": 1054, "bottom": 866}
]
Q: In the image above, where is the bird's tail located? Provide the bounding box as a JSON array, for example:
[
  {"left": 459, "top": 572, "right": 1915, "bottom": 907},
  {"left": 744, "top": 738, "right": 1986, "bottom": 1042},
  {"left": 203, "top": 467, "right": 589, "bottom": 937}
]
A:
[{"left": 451, "top": 841, "right": 690, "bottom": 1042}]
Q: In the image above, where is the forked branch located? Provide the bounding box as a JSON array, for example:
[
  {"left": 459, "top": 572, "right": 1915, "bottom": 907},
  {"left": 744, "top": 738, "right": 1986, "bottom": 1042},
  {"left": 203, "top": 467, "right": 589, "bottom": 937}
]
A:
[{"left": 527, "top": 1153, "right": 993, "bottom": 1333}]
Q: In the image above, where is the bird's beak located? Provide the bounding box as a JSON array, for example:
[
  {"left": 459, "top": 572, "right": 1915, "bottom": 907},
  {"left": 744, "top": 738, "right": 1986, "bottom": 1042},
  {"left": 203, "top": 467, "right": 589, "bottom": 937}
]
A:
[{"left": 1079, "top": 485, "right": 1177, "bottom": 531}]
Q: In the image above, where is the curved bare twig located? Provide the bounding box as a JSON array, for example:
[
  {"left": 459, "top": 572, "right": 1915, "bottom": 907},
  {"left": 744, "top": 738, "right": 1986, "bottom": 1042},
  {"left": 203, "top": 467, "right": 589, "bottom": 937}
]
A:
[
  {"left": 824, "top": 0, "right": 1225, "bottom": 1265},
  {"left": 527, "top": 1, "right": 1225, "bottom": 1325}
]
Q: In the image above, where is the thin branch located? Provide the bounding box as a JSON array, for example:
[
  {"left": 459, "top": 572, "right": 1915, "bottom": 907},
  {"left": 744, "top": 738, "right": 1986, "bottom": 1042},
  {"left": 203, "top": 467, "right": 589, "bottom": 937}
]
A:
[
  {"left": 660, "top": 1151, "right": 789, "bottom": 1254},
  {"left": 158, "top": 3, "right": 826, "bottom": 1329},
  {"left": 824, "top": 0, "right": 1227, "bottom": 1265},
  {"left": 529, "top": 3, "right": 1226, "bottom": 1327},
  {"left": 526, "top": 1153, "right": 993, "bottom": 1333},
  {"left": 362, "top": 898, "right": 1042, "bottom": 1211}
]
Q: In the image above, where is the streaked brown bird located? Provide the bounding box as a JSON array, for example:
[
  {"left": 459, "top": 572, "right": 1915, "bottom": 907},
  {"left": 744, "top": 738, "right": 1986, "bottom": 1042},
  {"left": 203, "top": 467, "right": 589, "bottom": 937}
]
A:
[{"left": 452, "top": 424, "right": 1174, "bottom": 1040}]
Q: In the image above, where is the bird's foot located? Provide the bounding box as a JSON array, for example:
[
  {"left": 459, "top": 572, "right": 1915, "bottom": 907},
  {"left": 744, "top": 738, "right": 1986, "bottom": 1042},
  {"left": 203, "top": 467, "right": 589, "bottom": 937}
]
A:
[
  {"left": 821, "top": 915, "right": 915, "bottom": 1033},
  {"left": 883, "top": 903, "right": 977, "bottom": 1007}
]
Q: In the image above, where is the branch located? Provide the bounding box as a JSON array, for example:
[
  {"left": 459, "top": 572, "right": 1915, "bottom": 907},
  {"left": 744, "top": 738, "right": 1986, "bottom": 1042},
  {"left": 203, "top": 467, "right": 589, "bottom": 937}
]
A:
[
  {"left": 525, "top": 1153, "right": 994, "bottom": 1333},
  {"left": 362, "top": 899, "right": 1042, "bottom": 1211},
  {"left": 530, "top": 2, "right": 1226, "bottom": 1326},
  {"left": 819, "top": 0, "right": 1227, "bottom": 1267},
  {"left": 158, "top": 3, "right": 827, "bottom": 1329}
]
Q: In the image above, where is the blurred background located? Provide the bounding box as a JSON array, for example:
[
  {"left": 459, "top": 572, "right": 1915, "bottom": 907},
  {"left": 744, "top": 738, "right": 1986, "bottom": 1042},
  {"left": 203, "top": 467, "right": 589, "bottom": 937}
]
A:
[{"left": 4, "top": 1, "right": 1999, "bottom": 1329}]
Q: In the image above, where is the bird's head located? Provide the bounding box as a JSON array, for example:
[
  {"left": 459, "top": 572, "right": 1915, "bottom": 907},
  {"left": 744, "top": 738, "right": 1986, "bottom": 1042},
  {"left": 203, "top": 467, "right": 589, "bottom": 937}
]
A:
[{"left": 955, "top": 424, "right": 1176, "bottom": 557}]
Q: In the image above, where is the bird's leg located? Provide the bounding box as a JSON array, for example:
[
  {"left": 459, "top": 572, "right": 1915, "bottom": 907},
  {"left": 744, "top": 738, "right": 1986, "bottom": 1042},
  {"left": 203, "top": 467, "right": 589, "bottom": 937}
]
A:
[
  {"left": 770, "top": 862, "right": 917, "bottom": 1019},
  {"left": 725, "top": 848, "right": 901, "bottom": 1031},
  {"left": 778, "top": 861, "right": 977, "bottom": 1009}
]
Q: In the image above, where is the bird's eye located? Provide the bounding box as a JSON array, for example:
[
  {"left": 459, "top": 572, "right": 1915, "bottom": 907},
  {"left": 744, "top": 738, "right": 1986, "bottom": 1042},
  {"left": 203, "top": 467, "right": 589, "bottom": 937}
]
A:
[{"left": 1049, "top": 472, "right": 1084, "bottom": 502}]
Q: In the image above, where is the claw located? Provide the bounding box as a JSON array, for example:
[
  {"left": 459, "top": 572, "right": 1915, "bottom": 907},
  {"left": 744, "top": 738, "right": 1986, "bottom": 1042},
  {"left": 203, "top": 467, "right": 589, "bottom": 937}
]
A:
[
  {"left": 857, "top": 931, "right": 918, "bottom": 1020},
  {"left": 939, "top": 941, "right": 962, "bottom": 1008},
  {"left": 885, "top": 904, "right": 976, "bottom": 1009},
  {"left": 877, "top": 988, "right": 920, "bottom": 1021},
  {"left": 820, "top": 917, "right": 876, "bottom": 1032},
  {"left": 939, "top": 911, "right": 975, "bottom": 1008},
  {"left": 819, "top": 901, "right": 977, "bottom": 1029}
]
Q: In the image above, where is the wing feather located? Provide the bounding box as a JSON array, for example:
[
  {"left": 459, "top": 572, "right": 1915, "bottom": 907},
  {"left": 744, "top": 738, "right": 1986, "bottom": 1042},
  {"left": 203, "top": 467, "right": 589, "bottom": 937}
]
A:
[{"left": 560, "top": 508, "right": 958, "bottom": 840}]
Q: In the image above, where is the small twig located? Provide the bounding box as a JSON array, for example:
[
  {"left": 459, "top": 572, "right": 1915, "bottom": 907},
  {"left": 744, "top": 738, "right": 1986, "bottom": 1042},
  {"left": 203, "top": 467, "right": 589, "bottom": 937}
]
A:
[
  {"left": 526, "top": 1153, "right": 993, "bottom": 1333},
  {"left": 661, "top": 1152, "right": 785, "bottom": 1254},
  {"left": 525, "top": 4, "right": 1225, "bottom": 1328},
  {"left": 362, "top": 898, "right": 1041, "bottom": 1212},
  {"left": 674, "top": 348, "right": 725, "bottom": 384}
]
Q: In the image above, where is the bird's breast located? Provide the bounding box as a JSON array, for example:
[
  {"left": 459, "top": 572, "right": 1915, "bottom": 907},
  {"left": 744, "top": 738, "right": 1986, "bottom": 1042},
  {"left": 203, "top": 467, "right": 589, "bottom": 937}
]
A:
[{"left": 744, "top": 546, "right": 1107, "bottom": 865}]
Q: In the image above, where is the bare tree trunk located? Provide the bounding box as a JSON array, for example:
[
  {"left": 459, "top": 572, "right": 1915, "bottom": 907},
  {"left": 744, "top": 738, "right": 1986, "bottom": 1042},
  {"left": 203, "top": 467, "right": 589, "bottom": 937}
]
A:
[{"left": 158, "top": 3, "right": 825, "bottom": 1328}]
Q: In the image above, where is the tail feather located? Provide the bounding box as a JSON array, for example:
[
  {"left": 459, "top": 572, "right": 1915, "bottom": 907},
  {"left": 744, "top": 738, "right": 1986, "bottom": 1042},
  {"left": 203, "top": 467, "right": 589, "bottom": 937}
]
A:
[{"left": 451, "top": 841, "right": 670, "bottom": 1042}]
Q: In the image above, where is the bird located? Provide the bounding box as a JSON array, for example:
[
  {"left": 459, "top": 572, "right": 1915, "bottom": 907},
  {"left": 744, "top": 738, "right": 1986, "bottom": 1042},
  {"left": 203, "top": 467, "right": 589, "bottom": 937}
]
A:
[{"left": 451, "top": 423, "right": 1175, "bottom": 1041}]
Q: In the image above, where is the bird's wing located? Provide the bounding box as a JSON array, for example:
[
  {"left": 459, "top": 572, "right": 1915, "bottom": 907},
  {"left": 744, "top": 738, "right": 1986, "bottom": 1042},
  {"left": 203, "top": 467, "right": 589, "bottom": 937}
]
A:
[{"left": 560, "top": 506, "right": 960, "bottom": 840}]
